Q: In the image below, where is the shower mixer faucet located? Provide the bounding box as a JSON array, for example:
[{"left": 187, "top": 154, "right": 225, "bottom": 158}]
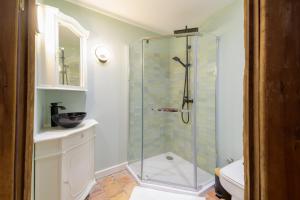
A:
[{"left": 183, "top": 97, "right": 194, "bottom": 105}]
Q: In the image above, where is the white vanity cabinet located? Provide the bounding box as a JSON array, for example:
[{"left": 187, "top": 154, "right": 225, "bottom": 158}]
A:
[
  {"left": 36, "top": 5, "right": 89, "bottom": 91},
  {"left": 34, "top": 120, "right": 98, "bottom": 200}
]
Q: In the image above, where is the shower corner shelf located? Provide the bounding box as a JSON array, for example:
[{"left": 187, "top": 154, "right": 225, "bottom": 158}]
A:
[{"left": 151, "top": 107, "right": 191, "bottom": 113}]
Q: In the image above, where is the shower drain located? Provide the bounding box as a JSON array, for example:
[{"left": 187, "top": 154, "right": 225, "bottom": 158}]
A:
[{"left": 166, "top": 155, "right": 174, "bottom": 160}]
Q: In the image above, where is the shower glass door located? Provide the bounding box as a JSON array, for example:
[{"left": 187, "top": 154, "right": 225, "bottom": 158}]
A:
[
  {"left": 141, "top": 35, "right": 199, "bottom": 189},
  {"left": 128, "top": 33, "right": 217, "bottom": 192}
]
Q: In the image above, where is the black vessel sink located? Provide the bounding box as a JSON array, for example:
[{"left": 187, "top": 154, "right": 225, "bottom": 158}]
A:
[{"left": 51, "top": 112, "right": 87, "bottom": 128}]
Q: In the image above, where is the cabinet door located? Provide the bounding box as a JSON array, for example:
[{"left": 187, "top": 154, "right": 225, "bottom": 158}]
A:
[
  {"left": 61, "top": 138, "right": 92, "bottom": 200},
  {"left": 35, "top": 140, "right": 62, "bottom": 200}
]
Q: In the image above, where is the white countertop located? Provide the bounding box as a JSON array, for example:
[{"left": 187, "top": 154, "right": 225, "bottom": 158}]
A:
[{"left": 34, "top": 119, "right": 98, "bottom": 143}]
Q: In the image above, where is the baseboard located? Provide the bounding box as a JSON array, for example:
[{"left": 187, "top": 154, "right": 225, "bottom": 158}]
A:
[
  {"left": 95, "top": 162, "right": 128, "bottom": 179},
  {"left": 79, "top": 179, "right": 96, "bottom": 200},
  {"left": 126, "top": 165, "right": 141, "bottom": 184}
]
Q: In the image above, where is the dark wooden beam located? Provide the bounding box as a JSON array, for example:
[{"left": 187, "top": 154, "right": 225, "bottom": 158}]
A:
[
  {"left": 244, "top": 0, "right": 300, "bottom": 199},
  {"left": 0, "top": 0, "right": 35, "bottom": 199},
  {"left": 0, "top": 0, "right": 19, "bottom": 199}
]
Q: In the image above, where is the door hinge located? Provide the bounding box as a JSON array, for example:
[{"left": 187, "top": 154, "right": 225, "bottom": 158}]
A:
[{"left": 19, "top": 0, "right": 25, "bottom": 11}]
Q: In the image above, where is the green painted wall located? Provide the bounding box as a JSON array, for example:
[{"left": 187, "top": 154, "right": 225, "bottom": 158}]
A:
[
  {"left": 199, "top": 0, "right": 245, "bottom": 167},
  {"left": 35, "top": 0, "right": 243, "bottom": 177}
]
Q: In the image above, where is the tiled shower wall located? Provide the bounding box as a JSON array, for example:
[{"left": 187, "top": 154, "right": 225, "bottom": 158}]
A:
[
  {"left": 142, "top": 39, "right": 171, "bottom": 158},
  {"left": 166, "top": 37, "right": 195, "bottom": 163},
  {"left": 128, "top": 41, "right": 143, "bottom": 166},
  {"left": 128, "top": 35, "right": 217, "bottom": 175},
  {"left": 166, "top": 35, "right": 217, "bottom": 174},
  {"left": 128, "top": 39, "right": 170, "bottom": 165},
  {"left": 195, "top": 35, "right": 217, "bottom": 174}
]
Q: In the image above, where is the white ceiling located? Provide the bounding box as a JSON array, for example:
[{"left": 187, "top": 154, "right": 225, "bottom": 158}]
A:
[{"left": 66, "top": 0, "right": 235, "bottom": 34}]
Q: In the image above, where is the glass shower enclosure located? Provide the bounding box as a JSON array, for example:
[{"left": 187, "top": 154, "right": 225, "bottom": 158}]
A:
[{"left": 128, "top": 33, "right": 218, "bottom": 193}]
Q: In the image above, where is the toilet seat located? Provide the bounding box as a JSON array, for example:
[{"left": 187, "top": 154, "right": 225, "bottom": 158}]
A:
[{"left": 220, "top": 159, "right": 244, "bottom": 200}]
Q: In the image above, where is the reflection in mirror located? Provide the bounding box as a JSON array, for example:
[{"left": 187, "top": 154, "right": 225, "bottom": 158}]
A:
[{"left": 59, "top": 24, "right": 81, "bottom": 86}]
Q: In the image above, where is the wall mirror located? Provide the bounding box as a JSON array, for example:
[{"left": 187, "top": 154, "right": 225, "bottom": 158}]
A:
[
  {"left": 58, "top": 24, "right": 81, "bottom": 86},
  {"left": 37, "top": 5, "right": 89, "bottom": 91}
]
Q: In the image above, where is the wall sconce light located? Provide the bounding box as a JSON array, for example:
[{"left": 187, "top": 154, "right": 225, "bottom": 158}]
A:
[{"left": 95, "top": 46, "right": 111, "bottom": 63}]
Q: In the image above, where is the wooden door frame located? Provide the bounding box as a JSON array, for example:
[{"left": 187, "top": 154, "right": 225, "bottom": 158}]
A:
[
  {"left": 0, "top": 0, "right": 35, "bottom": 200},
  {"left": 244, "top": 0, "right": 259, "bottom": 199},
  {"left": 244, "top": 0, "right": 300, "bottom": 199},
  {"left": 0, "top": 0, "right": 299, "bottom": 199}
]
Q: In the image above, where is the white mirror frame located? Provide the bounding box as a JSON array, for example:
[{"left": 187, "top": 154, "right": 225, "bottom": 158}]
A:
[
  {"left": 37, "top": 5, "right": 89, "bottom": 91},
  {"left": 56, "top": 10, "right": 89, "bottom": 90}
]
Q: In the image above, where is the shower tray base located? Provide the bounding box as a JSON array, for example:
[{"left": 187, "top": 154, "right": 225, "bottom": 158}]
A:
[{"left": 127, "top": 152, "right": 214, "bottom": 196}]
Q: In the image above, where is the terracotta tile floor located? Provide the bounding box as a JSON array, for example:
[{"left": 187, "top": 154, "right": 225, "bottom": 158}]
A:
[
  {"left": 88, "top": 170, "right": 137, "bottom": 200},
  {"left": 88, "top": 170, "right": 221, "bottom": 200}
]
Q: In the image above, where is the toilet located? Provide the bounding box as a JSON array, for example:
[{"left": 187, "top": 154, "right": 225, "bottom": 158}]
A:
[{"left": 220, "top": 159, "right": 244, "bottom": 200}]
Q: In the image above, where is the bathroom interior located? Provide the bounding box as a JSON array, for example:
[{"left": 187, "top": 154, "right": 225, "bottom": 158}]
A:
[{"left": 33, "top": 0, "right": 245, "bottom": 199}]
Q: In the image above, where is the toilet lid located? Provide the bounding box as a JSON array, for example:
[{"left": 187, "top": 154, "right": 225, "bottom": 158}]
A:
[{"left": 220, "top": 159, "right": 244, "bottom": 189}]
